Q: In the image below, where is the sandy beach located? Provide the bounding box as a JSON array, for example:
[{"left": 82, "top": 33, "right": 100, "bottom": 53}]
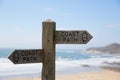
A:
[{"left": 8, "top": 70, "right": 120, "bottom": 80}]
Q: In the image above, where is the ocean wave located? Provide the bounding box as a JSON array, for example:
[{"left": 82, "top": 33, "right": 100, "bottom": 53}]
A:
[{"left": 0, "top": 53, "right": 120, "bottom": 79}]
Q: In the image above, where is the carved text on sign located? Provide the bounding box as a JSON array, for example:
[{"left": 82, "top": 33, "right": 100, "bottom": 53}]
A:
[
  {"left": 8, "top": 49, "right": 43, "bottom": 64},
  {"left": 55, "top": 31, "right": 92, "bottom": 44}
]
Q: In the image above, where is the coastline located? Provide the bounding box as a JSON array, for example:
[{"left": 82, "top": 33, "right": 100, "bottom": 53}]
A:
[
  {"left": 8, "top": 70, "right": 120, "bottom": 80},
  {"left": 1, "top": 56, "right": 120, "bottom": 80},
  {"left": 1, "top": 49, "right": 120, "bottom": 80}
]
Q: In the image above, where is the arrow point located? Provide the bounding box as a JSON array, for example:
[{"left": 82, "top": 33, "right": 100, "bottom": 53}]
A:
[
  {"left": 86, "top": 31, "right": 93, "bottom": 44},
  {"left": 8, "top": 50, "right": 19, "bottom": 64}
]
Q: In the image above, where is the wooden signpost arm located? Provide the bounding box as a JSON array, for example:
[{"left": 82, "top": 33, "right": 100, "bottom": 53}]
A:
[{"left": 42, "top": 19, "right": 56, "bottom": 80}]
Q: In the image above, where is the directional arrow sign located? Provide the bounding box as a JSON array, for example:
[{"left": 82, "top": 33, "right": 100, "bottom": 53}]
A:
[
  {"left": 8, "top": 49, "right": 44, "bottom": 64},
  {"left": 55, "top": 30, "right": 92, "bottom": 44}
]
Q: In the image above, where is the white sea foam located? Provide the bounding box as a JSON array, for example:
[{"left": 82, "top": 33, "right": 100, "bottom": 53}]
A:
[
  {"left": 0, "top": 54, "right": 120, "bottom": 79},
  {"left": 57, "top": 49, "right": 76, "bottom": 53}
]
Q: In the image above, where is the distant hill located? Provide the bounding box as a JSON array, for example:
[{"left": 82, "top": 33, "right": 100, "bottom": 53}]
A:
[{"left": 85, "top": 43, "right": 120, "bottom": 53}]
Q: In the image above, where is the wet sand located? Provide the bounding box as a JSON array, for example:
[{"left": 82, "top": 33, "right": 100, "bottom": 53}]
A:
[{"left": 8, "top": 70, "right": 120, "bottom": 80}]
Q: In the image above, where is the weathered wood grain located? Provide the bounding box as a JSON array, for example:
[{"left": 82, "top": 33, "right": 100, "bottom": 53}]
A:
[{"left": 42, "top": 19, "right": 56, "bottom": 80}]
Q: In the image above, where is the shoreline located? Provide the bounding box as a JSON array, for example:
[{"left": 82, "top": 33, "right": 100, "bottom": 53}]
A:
[
  {"left": 1, "top": 50, "right": 120, "bottom": 80},
  {"left": 7, "top": 69, "right": 120, "bottom": 80},
  {"left": 1, "top": 61, "right": 120, "bottom": 80}
]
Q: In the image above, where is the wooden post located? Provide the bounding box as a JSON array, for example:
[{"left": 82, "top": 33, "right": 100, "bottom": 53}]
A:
[{"left": 42, "top": 19, "right": 56, "bottom": 80}]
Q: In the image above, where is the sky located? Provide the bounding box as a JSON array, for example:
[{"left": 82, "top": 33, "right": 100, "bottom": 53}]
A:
[{"left": 0, "top": 0, "right": 120, "bottom": 49}]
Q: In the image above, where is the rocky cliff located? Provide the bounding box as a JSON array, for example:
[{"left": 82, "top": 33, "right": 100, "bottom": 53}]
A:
[{"left": 86, "top": 43, "right": 120, "bottom": 53}]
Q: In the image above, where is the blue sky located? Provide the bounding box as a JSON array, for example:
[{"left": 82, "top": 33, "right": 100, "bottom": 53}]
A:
[{"left": 0, "top": 0, "right": 120, "bottom": 49}]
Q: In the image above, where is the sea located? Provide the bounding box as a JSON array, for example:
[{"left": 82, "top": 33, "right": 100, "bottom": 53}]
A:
[{"left": 0, "top": 48, "right": 120, "bottom": 80}]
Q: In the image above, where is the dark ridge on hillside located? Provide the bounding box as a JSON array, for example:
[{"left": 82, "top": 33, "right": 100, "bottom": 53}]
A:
[{"left": 86, "top": 43, "right": 120, "bottom": 53}]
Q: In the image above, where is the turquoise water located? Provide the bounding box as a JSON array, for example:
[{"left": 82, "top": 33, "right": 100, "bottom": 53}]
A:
[
  {"left": 0, "top": 48, "right": 114, "bottom": 60},
  {"left": 0, "top": 48, "right": 91, "bottom": 59},
  {"left": 0, "top": 48, "right": 13, "bottom": 58}
]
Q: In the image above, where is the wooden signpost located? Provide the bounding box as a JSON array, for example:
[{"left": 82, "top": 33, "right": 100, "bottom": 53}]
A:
[
  {"left": 8, "top": 19, "right": 93, "bottom": 80},
  {"left": 8, "top": 49, "right": 43, "bottom": 64}
]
